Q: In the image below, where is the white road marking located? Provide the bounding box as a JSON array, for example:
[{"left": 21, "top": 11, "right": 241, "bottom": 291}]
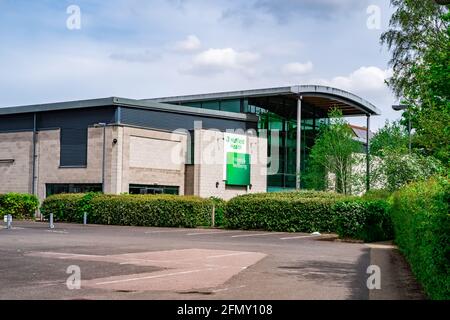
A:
[
  {"left": 280, "top": 235, "right": 319, "bottom": 240},
  {"left": 186, "top": 231, "right": 231, "bottom": 236},
  {"left": 231, "top": 232, "right": 284, "bottom": 238},
  {"left": 144, "top": 229, "right": 190, "bottom": 234},
  {"left": 95, "top": 267, "right": 219, "bottom": 285},
  {"left": 207, "top": 252, "right": 252, "bottom": 259},
  {"left": 45, "top": 230, "right": 68, "bottom": 234},
  {"left": 32, "top": 252, "right": 97, "bottom": 259}
]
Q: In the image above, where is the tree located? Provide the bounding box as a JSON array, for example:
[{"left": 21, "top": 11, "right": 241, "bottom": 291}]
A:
[
  {"left": 370, "top": 120, "right": 409, "bottom": 157},
  {"left": 368, "top": 121, "right": 444, "bottom": 191},
  {"left": 305, "top": 109, "right": 360, "bottom": 194},
  {"left": 381, "top": 1, "right": 449, "bottom": 165},
  {"left": 380, "top": 1, "right": 448, "bottom": 97}
]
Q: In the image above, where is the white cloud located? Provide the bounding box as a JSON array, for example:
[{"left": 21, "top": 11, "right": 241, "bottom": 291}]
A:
[
  {"left": 181, "top": 47, "right": 260, "bottom": 75},
  {"left": 175, "top": 35, "right": 201, "bottom": 52},
  {"left": 281, "top": 61, "right": 313, "bottom": 76},
  {"left": 313, "top": 66, "right": 398, "bottom": 130},
  {"left": 317, "top": 66, "right": 392, "bottom": 92}
]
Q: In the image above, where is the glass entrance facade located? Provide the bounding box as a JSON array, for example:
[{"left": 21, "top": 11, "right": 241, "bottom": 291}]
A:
[
  {"left": 256, "top": 108, "right": 321, "bottom": 191},
  {"left": 176, "top": 97, "right": 327, "bottom": 192}
]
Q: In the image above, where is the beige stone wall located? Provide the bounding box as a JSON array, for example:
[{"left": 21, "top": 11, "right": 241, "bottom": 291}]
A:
[
  {"left": 191, "top": 129, "right": 267, "bottom": 200},
  {"left": 36, "top": 128, "right": 104, "bottom": 200},
  {"left": 1, "top": 125, "right": 265, "bottom": 203},
  {"left": 1, "top": 126, "right": 187, "bottom": 201},
  {"left": 121, "top": 127, "right": 187, "bottom": 195},
  {"left": 0, "top": 131, "right": 33, "bottom": 194}
]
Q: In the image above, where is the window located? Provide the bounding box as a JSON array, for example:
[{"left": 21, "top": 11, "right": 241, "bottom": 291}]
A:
[
  {"left": 60, "top": 128, "right": 88, "bottom": 167},
  {"left": 46, "top": 183, "right": 102, "bottom": 197},
  {"left": 220, "top": 99, "right": 241, "bottom": 113},
  {"left": 129, "top": 185, "right": 180, "bottom": 195},
  {"left": 201, "top": 101, "right": 220, "bottom": 111},
  {"left": 185, "top": 102, "right": 202, "bottom": 109}
]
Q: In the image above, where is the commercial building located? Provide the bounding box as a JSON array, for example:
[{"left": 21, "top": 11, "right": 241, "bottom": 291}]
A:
[{"left": 0, "top": 85, "right": 380, "bottom": 203}]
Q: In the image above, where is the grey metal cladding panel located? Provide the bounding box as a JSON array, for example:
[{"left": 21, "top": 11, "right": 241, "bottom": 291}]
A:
[
  {"left": 0, "top": 113, "right": 34, "bottom": 132},
  {"left": 60, "top": 128, "right": 88, "bottom": 167},
  {"left": 121, "top": 107, "right": 252, "bottom": 131},
  {"left": 37, "top": 106, "right": 116, "bottom": 129},
  {"left": 36, "top": 106, "right": 115, "bottom": 167}
]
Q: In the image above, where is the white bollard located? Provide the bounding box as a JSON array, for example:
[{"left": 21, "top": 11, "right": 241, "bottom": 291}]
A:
[
  {"left": 83, "top": 212, "right": 87, "bottom": 225},
  {"left": 7, "top": 215, "right": 12, "bottom": 229},
  {"left": 49, "top": 212, "right": 55, "bottom": 229}
]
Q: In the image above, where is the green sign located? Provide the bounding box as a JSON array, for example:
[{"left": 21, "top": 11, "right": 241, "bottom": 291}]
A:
[{"left": 226, "top": 152, "right": 251, "bottom": 186}]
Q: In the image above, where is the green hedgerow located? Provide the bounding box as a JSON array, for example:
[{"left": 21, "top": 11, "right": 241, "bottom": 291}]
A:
[
  {"left": 391, "top": 177, "right": 449, "bottom": 300},
  {"left": 0, "top": 193, "right": 39, "bottom": 219}
]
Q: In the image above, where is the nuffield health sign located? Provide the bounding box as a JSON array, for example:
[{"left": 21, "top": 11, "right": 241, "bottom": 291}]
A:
[{"left": 224, "top": 133, "right": 251, "bottom": 186}]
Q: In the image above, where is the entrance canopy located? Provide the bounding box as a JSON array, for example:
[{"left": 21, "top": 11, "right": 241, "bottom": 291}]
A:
[{"left": 148, "top": 85, "right": 381, "bottom": 119}]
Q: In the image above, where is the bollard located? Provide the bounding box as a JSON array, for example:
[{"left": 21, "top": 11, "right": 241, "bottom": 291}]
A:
[
  {"left": 211, "top": 204, "right": 215, "bottom": 228},
  {"left": 49, "top": 212, "right": 55, "bottom": 229},
  {"left": 83, "top": 212, "right": 87, "bottom": 225},
  {"left": 6, "top": 215, "right": 12, "bottom": 229},
  {"left": 3, "top": 215, "right": 7, "bottom": 229}
]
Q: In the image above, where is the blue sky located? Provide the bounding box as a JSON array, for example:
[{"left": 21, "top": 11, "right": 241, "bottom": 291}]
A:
[{"left": 0, "top": 0, "right": 400, "bottom": 129}]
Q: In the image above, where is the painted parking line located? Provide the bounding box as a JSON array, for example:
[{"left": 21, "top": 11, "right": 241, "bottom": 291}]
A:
[
  {"left": 206, "top": 252, "right": 252, "bottom": 259},
  {"left": 144, "top": 229, "right": 191, "bottom": 234},
  {"left": 231, "top": 232, "right": 285, "bottom": 238},
  {"left": 186, "top": 231, "right": 233, "bottom": 236},
  {"left": 95, "top": 267, "right": 219, "bottom": 285},
  {"left": 280, "top": 235, "right": 319, "bottom": 240},
  {"left": 45, "top": 230, "right": 69, "bottom": 234}
]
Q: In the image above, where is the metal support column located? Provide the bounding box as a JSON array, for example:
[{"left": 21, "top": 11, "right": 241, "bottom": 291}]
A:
[
  {"left": 102, "top": 125, "right": 106, "bottom": 193},
  {"left": 31, "top": 113, "right": 38, "bottom": 195},
  {"left": 296, "top": 97, "right": 302, "bottom": 189},
  {"left": 366, "top": 115, "right": 371, "bottom": 192}
]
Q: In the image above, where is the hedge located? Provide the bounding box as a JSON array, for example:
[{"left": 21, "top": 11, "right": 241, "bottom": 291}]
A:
[
  {"left": 334, "top": 198, "right": 393, "bottom": 242},
  {"left": 41, "top": 193, "right": 214, "bottom": 228},
  {"left": 225, "top": 195, "right": 337, "bottom": 232},
  {"left": 41, "top": 190, "right": 394, "bottom": 242},
  {"left": 391, "top": 177, "right": 449, "bottom": 300},
  {"left": 0, "top": 193, "right": 39, "bottom": 219},
  {"left": 225, "top": 190, "right": 393, "bottom": 241},
  {"left": 40, "top": 193, "right": 89, "bottom": 222},
  {"left": 210, "top": 196, "right": 226, "bottom": 227}
]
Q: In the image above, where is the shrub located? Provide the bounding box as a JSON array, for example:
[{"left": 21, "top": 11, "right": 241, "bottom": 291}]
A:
[
  {"left": 362, "top": 189, "right": 392, "bottom": 200},
  {"left": 40, "top": 194, "right": 85, "bottom": 222},
  {"left": 225, "top": 195, "right": 337, "bottom": 233},
  {"left": 0, "top": 193, "right": 39, "bottom": 219},
  {"left": 41, "top": 194, "right": 214, "bottom": 228},
  {"left": 334, "top": 198, "right": 393, "bottom": 242},
  {"left": 225, "top": 190, "right": 393, "bottom": 241},
  {"left": 391, "top": 177, "right": 449, "bottom": 300},
  {"left": 237, "top": 190, "right": 345, "bottom": 200},
  {"left": 210, "top": 197, "right": 226, "bottom": 227}
]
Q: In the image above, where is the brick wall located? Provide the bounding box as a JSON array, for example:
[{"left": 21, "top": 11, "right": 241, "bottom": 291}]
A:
[{"left": 0, "top": 131, "right": 33, "bottom": 194}]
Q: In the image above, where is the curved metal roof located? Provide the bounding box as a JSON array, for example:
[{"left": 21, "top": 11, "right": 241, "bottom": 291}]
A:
[{"left": 147, "top": 85, "right": 381, "bottom": 116}]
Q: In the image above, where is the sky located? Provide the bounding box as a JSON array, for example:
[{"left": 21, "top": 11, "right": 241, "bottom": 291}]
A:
[{"left": 0, "top": 0, "right": 401, "bottom": 130}]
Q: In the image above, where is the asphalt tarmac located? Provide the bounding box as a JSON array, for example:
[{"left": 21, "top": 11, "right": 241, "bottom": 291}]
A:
[{"left": 0, "top": 221, "right": 424, "bottom": 300}]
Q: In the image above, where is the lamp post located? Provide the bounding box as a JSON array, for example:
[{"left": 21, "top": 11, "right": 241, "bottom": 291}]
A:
[
  {"left": 94, "top": 123, "right": 107, "bottom": 192},
  {"left": 392, "top": 104, "right": 411, "bottom": 154}
]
